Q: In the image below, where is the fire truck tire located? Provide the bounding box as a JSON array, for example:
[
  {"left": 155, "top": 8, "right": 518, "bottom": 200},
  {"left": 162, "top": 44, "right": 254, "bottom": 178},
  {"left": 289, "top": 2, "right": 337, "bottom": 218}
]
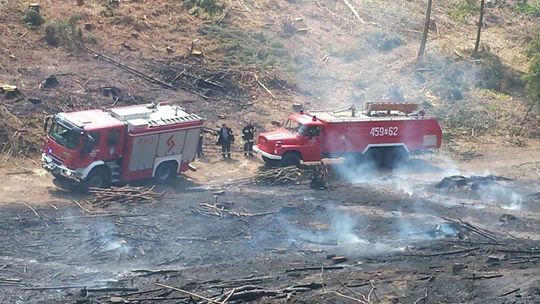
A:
[
  {"left": 382, "top": 147, "right": 409, "bottom": 168},
  {"left": 281, "top": 152, "right": 301, "bottom": 167},
  {"left": 262, "top": 156, "right": 280, "bottom": 167},
  {"left": 81, "top": 166, "right": 111, "bottom": 191},
  {"left": 155, "top": 161, "right": 178, "bottom": 182},
  {"left": 364, "top": 148, "right": 384, "bottom": 167}
]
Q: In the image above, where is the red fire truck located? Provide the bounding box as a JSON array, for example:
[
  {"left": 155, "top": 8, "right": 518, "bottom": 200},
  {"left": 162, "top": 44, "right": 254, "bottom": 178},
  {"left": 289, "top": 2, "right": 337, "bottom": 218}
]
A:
[
  {"left": 254, "top": 103, "right": 442, "bottom": 167},
  {"left": 42, "top": 102, "right": 203, "bottom": 190}
]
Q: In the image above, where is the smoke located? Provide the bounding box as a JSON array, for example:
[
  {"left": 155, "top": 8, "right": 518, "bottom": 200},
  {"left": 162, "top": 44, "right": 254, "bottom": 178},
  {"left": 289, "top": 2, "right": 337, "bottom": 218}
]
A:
[
  {"left": 94, "top": 220, "right": 133, "bottom": 257},
  {"left": 474, "top": 183, "right": 523, "bottom": 211},
  {"left": 280, "top": 205, "right": 424, "bottom": 256},
  {"left": 285, "top": 207, "right": 365, "bottom": 246},
  {"left": 332, "top": 152, "right": 462, "bottom": 199}
]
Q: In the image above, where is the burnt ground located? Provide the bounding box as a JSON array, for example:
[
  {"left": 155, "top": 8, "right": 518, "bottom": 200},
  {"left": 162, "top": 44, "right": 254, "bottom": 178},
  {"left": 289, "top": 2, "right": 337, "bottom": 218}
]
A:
[{"left": 1, "top": 143, "right": 540, "bottom": 304}]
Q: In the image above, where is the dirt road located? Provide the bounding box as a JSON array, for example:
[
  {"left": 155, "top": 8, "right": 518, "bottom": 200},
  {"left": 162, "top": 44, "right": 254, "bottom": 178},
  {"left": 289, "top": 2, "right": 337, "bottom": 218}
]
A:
[{"left": 0, "top": 140, "right": 539, "bottom": 303}]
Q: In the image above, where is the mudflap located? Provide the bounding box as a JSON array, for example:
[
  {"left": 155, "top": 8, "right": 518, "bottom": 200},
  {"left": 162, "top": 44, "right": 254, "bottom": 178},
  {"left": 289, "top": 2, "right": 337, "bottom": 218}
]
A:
[{"left": 52, "top": 176, "right": 80, "bottom": 191}]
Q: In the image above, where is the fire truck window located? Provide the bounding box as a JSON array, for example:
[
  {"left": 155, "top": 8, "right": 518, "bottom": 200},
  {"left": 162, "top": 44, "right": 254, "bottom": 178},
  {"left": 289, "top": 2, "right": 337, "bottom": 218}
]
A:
[
  {"left": 49, "top": 121, "right": 80, "bottom": 150},
  {"left": 89, "top": 132, "right": 101, "bottom": 145},
  {"left": 307, "top": 126, "right": 320, "bottom": 137},
  {"left": 107, "top": 130, "right": 120, "bottom": 146}
]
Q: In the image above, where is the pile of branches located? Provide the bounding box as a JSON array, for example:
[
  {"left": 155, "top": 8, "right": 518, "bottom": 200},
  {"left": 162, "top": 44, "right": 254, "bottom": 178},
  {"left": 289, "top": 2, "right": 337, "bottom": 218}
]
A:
[
  {"left": 86, "top": 186, "right": 164, "bottom": 207},
  {"left": 193, "top": 202, "right": 276, "bottom": 218},
  {"left": 0, "top": 105, "right": 43, "bottom": 155},
  {"left": 251, "top": 166, "right": 311, "bottom": 186},
  {"left": 151, "top": 57, "right": 250, "bottom": 101}
]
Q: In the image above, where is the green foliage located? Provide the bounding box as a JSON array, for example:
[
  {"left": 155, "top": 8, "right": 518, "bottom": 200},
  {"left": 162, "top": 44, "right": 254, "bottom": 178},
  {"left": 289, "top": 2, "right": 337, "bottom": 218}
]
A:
[
  {"left": 183, "top": 0, "right": 224, "bottom": 19},
  {"left": 525, "top": 31, "right": 540, "bottom": 109},
  {"left": 514, "top": 1, "right": 540, "bottom": 17},
  {"left": 449, "top": 0, "right": 478, "bottom": 23},
  {"left": 434, "top": 99, "right": 526, "bottom": 138},
  {"left": 200, "top": 25, "right": 290, "bottom": 68},
  {"left": 23, "top": 10, "right": 45, "bottom": 28},
  {"left": 44, "top": 16, "right": 84, "bottom": 50},
  {"left": 471, "top": 48, "right": 524, "bottom": 93}
]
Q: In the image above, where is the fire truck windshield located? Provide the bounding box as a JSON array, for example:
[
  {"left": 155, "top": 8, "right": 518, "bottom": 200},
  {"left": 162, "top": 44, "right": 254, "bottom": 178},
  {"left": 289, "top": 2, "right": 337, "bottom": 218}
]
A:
[
  {"left": 284, "top": 119, "right": 305, "bottom": 135},
  {"left": 48, "top": 119, "right": 80, "bottom": 150}
]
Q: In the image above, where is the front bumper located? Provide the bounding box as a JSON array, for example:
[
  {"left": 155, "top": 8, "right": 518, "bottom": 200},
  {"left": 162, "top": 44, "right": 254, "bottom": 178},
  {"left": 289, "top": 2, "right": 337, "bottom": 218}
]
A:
[
  {"left": 253, "top": 145, "right": 282, "bottom": 160},
  {"left": 41, "top": 153, "right": 80, "bottom": 180}
]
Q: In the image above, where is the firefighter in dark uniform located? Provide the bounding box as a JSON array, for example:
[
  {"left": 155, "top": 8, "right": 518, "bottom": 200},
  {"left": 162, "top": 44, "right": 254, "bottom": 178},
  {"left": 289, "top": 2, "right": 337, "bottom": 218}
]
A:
[
  {"left": 217, "top": 123, "right": 234, "bottom": 159},
  {"left": 242, "top": 122, "right": 256, "bottom": 156}
]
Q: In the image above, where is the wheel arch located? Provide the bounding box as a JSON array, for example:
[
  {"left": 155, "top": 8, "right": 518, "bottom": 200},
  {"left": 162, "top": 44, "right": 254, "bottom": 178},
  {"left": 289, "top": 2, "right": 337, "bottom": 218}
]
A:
[
  {"left": 361, "top": 143, "right": 409, "bottom": 155},
  {"left": 283, "top": 150, "right": 303, "bottom": 160},
  {"left": 80, "top": 160, "right": 106, "bottom": 179},
  {"left": 153, "top": 155, "right": 181, "bottom": 177}
]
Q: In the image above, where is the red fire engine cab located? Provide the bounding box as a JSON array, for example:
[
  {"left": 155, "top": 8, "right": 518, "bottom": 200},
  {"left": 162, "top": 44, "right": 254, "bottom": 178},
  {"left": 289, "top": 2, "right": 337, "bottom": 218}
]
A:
[
  {"left": 254, "top": 103, "right": 442, "bottom": 167},
  {"left": 42, "top": 102, "right": 203, "bottom": 190}
]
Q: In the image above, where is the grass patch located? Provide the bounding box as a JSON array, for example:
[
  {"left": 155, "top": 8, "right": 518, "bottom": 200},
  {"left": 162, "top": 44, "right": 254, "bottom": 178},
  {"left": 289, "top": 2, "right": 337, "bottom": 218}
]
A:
[
  {"left": 434, "top": 98, "right": 527, "bottom": 139},
  {"left": 514, "top": 1, "right": 540, "bottom": 17},
  {"left": 44, "top": 15, "right": 84, "bottom": 50},
  {"left": 448, "top": 0, "right": 478, "bottom": 23},
  {"left": 471, "top": 48, "right": 524, "bottom": 93},
  {"left": 525, "top": 29, "right": 540, "bottom": 111},
  {"left": 183, "top": 0, "right": 224, "bottom": 19},
  {"left": 22, "top": 8, "right": 45, "bottom": 28},
  {"left": 200, "top": 25, "right": 290, "bottom": 68}
]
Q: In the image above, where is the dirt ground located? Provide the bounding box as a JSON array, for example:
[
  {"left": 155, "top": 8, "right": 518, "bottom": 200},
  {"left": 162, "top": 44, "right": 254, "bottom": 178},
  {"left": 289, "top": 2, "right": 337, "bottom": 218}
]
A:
[
  {"left": 0, "top": 139, "right": 539, "bottom": 304},
  {"left": 1, "top": 1, "right": 540, "bottom": 303}
]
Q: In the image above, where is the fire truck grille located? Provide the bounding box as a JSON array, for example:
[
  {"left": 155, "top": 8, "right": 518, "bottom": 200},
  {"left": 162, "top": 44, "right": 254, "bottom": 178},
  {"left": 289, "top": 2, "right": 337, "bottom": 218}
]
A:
[{"left": 49, "top": 153, "right": 63, "bottom": 165}]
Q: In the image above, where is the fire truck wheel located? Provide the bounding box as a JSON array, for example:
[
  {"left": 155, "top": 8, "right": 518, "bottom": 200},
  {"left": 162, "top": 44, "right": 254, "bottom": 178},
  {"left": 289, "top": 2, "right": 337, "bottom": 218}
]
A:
[
  {"left": 155, "top": 161, "right": 178, "bottom": 182},
  {"left": 281, "top": 152, "right": 301, "bottom": 167},
  {"left": 262, "top": 156, "right": 280, "bottom": 167},
  {"left": 82, "top": 166, "right": 111, "bottom": 190},
  {"left": 364, "top": 148, "right": 384, "bottom": 167}
]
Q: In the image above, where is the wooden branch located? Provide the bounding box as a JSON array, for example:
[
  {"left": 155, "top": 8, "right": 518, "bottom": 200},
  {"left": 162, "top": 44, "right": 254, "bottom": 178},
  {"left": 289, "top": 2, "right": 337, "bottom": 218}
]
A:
[
  {"left": 155, "top": 283, "right": 225, "bottom": 304},
  {"left": 416, "top": 247, "right": 480, "bottom": 257},
  {"left": 467, "top": 274, "right": 503, "bottom": 280},
  {"left": 341, "top": 0, "right": 365, "bottom": 23},
  {"left": 520, "top": 102, "right": 535, "bottom": 125},
  {"left": 73, "top": 200, "right": 91, "bottom": 213},
  {"left": 332, "top": 291, "right": 370, "bottom": 304},
  {"left": 285, "top": 265, "right": 345, "bottom": 273},
  {"left": 498, "top": 288, "right": 520, "bottom": 297},
  {"left": 439, "top": 216, "right": 498, "bottom": 241},
  {"left": 413, "top": 288, "right": 428, "bottom": 304},
  {"left": 86, "top": 287, "right": 139, "bottom": 292},
  {"left": 22, "top": 285, "right": 85, "bottom": 291},
  {"left": 223, "top": 288, "right": 236, "bottom": 303},
  {"left": 132, "top": 269, "right": 182, "bottom": 277},
  {"left": 19, "top": 202, "right": 39, "bottom": 218},
  {"left": 254, "top": 74, "right": 276, "bottom": 99},
  {"left": 80, "top": 45, "right": 174, "bottom": 90}
]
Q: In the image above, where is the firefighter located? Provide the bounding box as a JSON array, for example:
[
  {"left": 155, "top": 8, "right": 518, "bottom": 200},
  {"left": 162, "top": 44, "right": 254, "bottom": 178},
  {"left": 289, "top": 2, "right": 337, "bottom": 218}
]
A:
[
  {"left": 242, "top": 122, "right": 256, "bottom": 156},
  {"left": 217, "top": 123, "right": 234, "bottom": 159}
]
